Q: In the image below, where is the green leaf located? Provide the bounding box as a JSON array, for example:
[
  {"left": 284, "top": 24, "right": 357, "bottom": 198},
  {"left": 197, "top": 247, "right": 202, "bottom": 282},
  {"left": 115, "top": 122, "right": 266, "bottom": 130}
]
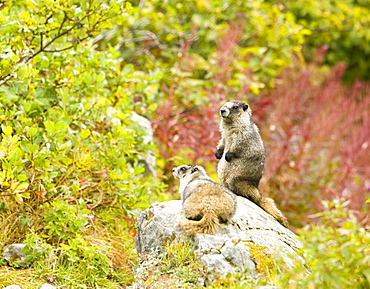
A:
[
  {"left": 44, "top": 121, "right": 55, "bottom": 134},
  {"left": 80, "top": 129, "right": 90, "bottom": 139},
  {"left": 342, "top": 222, "right": 355, "bottom": 230},
  {"left": 0, "top": 87, "right": 18, "bottom": 103},
  {"left": 55, "top": 121, "right": 68, "bottom": 132},
  {"left": 27, "top": 127, "right": 38, "bottom": 137},
  {"left": 1, "top": 125, "right": 12, "bottom": 136},
  {"left": 21, "top": 139, "right": 38, "bottom": 153},
  {"left": 17, "top": 63, "right": 30, "bottom": 78},
  {"left": 20, "top": 139, "right": 31, "bottom": 153},
  {"left": 21, "top": 192, "right": 31, "bottom": 198},
  {"left": 18, "top": 174, "right": 28, "bottom": 182},
  {"left": 10, "top": 53, "right": 19, "bottom": 62},
  {"left": 62, "top": 157, "right": 73, "bottom": 166},
  {"left": 81, "top": 209, "right": 91, "bottom": 215}
]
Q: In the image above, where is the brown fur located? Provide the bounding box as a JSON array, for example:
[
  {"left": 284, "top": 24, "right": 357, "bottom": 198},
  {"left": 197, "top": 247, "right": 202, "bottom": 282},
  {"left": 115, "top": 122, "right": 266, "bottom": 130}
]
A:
[
  {"left": 216, "top": 101, "right": 288, "bottom": 227},
  {"left": 173, "top": 165, "right": 236, "bottom": 235}
]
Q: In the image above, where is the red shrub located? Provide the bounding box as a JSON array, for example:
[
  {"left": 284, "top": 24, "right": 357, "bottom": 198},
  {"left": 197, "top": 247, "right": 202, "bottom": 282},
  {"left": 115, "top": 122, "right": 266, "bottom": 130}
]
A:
[
  {"left": 258, "top": 56, "right": 370, "bottom": 227},
  {"left": 152, "top": 28, "right": 370, "bottom": 228},
  {"left": 151, "top": 19, "right": 247, "bottom": 187},
  {"left": 151, "top": 91, "right": 221, "bottom": 189}
]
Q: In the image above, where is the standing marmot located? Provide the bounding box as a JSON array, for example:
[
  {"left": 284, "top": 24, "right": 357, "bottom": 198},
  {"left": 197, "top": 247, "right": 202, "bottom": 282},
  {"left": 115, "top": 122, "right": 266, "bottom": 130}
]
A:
[
  {"left": 173, "top": 165, "right": 236, "bottom": 235},
  {"left": 215, "top": 101, "right": 288, "bottom": 227}
]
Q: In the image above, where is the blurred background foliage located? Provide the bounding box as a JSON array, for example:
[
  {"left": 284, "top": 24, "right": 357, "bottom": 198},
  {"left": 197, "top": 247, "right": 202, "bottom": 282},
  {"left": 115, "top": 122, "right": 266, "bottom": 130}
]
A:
[{"left": 0, "top": 0, "right": 369, "bottom": 287}]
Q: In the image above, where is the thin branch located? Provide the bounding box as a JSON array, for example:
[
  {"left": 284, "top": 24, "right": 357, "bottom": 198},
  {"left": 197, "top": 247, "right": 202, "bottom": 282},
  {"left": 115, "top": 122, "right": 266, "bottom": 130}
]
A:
[
  {"left": 43, "top": 45, "right": 74, "bottom": 53},
  {"left": 142, "top": 49, "right": 156, "bottom": 62},
  {"left": 43, "top": 34, "right": 92, "bottom": 53},
  {"left": 0, "top": 74, "right": 14, "bottom": 86},
  {"left": 117, "top": 30, "right": 167, "bottom": 51},
  {"left": 44, "top": 13, "right": 53, "bottom": 26},
  {"left": 58, "top": 12, "right": 68, "bottom": 35},
  {"left": 21, "top": 10, "right": 96, "bottom": 63},
  {"left": 40, "top": 32, "right": 43, "bottom": 50},
  {"left": 1, "top": 3, "right": 114, "bottom": 86},
  {"left": 28, "top": 34, "right": 36, "bottom": 47},
  {"left": 140, "top": 30, "right": 166, "bottom": 49}
]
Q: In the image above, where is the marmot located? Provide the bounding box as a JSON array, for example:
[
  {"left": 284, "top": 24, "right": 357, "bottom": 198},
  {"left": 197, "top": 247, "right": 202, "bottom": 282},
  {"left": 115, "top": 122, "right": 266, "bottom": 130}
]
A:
[
  {"left": 215, "top": 101, "right": 288, "bottom": 227},
  {"left": 172, "top": 165, "right": 236, "bottom": 235}
]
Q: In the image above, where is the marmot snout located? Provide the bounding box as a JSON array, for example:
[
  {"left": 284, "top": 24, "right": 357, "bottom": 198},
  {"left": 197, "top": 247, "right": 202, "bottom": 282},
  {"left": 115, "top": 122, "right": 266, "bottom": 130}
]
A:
[{"left": 219, "top": 101, "right": 249, "bottom": 120}]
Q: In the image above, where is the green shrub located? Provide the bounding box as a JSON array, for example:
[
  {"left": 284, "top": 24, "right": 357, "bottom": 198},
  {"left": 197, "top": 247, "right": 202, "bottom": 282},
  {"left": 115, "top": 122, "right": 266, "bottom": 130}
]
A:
[
  {"left": 43, "top": 200, "right": 89, "bottom": 241},
  {"left": 23, "top": 232, "right": 121, "bottom": 288},
  {"left": 282, "top": 0, "right": 370, "bottom": 83},
  {"left": 0, "top": 1, "right": 166, "bottom": 287},
  {"left": 274, "top": 199, "right": 370, "bottom": 289}
]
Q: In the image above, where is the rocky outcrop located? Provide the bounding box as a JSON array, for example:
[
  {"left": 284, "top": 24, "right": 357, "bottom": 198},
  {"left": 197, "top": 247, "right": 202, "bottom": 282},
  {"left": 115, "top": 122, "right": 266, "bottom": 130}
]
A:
[
  {"left": 2, "top": 244, "right": 29, "bottom": 268},
  {"left": 135, "top": 196, "right": 302, "bottom": 285}
]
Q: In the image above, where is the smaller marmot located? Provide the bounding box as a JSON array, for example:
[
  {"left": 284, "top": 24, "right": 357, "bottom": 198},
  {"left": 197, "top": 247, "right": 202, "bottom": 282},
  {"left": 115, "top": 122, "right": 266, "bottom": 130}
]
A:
[
  {"left": 173, "top": 165, "right": 236, "bottom": 235},
  {"left": 216, "top": 100, "right": 288, "bottom": 227}
]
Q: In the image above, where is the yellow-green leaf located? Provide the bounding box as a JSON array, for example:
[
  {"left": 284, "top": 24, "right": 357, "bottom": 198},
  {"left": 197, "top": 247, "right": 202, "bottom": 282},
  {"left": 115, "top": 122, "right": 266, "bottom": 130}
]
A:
[
  {"left": 80, "top": 129, "right": 91, "bottom": 139},
  {"left": 1, "top": 125, "right": 12, "bottom": 136}
]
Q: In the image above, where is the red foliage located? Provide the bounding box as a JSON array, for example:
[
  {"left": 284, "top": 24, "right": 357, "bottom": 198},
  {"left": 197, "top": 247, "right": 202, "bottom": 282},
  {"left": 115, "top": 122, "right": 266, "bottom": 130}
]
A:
[
  {"left": 151, "top": 25, "right": 370, "bottom": 227},
  {"left": 211, "top": 14, "right": 248, "bottom": 97},
  {"left": 151, "top": 19, "right": 248, "bottom": 186},
  {"left": 152, "top": 15, "right": 254, "bottom": 168},
  {"left": 258, "top": 55, "right": 370, "bottom": 227},
  {"left": 151, "top": 89, "right": 221, "bottom": 187}
]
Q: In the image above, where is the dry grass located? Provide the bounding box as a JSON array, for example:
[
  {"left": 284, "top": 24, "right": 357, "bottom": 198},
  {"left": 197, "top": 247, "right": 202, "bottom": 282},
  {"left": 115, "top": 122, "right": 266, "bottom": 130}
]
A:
[{"left": 0, "top": 267, "right": 34, "bottom": 288}]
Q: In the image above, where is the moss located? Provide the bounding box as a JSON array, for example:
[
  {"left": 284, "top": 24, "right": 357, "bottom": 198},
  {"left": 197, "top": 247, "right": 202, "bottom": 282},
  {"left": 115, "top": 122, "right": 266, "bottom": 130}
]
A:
[{"left": 247, "top": 244, "right": 275, "bottom": 279}]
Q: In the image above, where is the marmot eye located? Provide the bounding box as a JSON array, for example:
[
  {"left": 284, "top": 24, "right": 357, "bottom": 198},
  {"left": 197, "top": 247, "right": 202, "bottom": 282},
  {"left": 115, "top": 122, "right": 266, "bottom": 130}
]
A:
[{"left": 180, "top": 167, "right": 186, "bottom": 171}]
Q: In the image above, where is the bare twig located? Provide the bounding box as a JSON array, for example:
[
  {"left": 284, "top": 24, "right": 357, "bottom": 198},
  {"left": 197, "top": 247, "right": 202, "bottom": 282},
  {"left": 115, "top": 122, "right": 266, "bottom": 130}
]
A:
[
  {"left": 40, "top": 32, "right": 43, "bottom": 50},
  {"left": 58, "top": 12, "right": 68, "bottom": 35},
  {"left": 43, "top": 34, "right": 92, "bottom": 52},
  {"left": 0, "top": 3, "right": 116, "bottom": 86},
  {"left": 43, "top": 45, "right": 74, "bottom": 53},
  {"left": 117, "top": 30, "right": 167, "bottom": 51},
  {"left": 21, "top": 9, "right": 96, "bottom": 63},
  {"left": 0, "top": 74, "right": 14, "bottom": 86}
]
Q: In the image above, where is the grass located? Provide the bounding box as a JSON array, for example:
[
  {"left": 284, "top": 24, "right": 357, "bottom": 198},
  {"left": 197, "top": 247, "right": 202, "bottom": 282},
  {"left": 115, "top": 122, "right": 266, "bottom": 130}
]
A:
[
  {"left": 0, "top": 198, "right": 138, "bottom": 288},
  {"left": 0, "top": 267, "right": 34, "bottom": 288}
]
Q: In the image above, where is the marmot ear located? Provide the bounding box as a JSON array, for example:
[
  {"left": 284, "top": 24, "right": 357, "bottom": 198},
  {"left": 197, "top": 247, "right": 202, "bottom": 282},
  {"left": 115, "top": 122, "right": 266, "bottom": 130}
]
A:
[
  {"left": 243, "top": 103, "right": 249, "bottom": 111},
  {"left": 191, "top": 167, "right": 199, "bottom": 173}
]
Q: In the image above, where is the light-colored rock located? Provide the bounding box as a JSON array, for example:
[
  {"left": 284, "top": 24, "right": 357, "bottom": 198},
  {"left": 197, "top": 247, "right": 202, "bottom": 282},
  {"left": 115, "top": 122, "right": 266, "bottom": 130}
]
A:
[
  {"left": 135, "top": 200, "right": 183, "bottom": 254},
  {"left": 135, "top": 196, "right": 302, "bottom": 283},
  {"left": 40, "top": 283, "right": 56, "bottom": 289},
  {"left": 3, "top": 286, "right": 22, "bottom": 289},
  {"left": 195, "top": 234, "right": 256, "bottom": 281},
  {"left": 2, "top": 244, "right": 29, "bottom": 268}
]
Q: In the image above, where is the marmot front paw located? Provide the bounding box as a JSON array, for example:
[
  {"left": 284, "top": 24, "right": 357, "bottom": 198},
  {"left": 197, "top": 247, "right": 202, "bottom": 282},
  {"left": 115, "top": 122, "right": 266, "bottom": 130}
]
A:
[
  {"left": 215, "top": 149, "right": 224, "bottom": 159},
  {"left": 225, "top": 152, "right": 236, "bottom": 162}
]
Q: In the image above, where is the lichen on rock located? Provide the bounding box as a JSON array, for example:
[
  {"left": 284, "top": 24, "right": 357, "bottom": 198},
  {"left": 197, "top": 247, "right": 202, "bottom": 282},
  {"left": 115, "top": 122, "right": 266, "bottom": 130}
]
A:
[{"left": 134, "top": 196, "right": 303, "bottom": 286}]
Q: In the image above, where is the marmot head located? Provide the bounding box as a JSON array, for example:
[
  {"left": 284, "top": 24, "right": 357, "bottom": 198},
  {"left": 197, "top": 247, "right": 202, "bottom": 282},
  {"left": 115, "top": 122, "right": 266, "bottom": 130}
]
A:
[
  {"left": 219, "top": 101, "right": 251, "bottom": 123},
  {"left": 172, "top": 165, "right": 207, "bottom": 180}
]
